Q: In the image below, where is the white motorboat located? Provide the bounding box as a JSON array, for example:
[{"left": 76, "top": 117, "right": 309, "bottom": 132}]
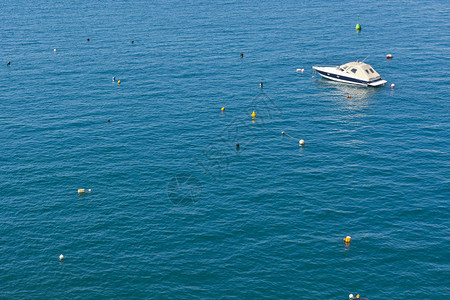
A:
[{"left": 313, "top": 61, "right": 387, "bottom": 87}]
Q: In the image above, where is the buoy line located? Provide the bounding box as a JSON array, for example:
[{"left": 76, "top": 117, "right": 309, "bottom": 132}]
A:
[
  {"left": 281, "top": 131, "right": 299, "bottom": 141},
  {"left": 281, "top": 131, "right": 305, "bottom": 146}
]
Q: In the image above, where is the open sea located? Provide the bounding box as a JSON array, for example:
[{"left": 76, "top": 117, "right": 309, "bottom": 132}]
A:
[{"left": 1, "top": 0, "right": 449, "bottom": 298}]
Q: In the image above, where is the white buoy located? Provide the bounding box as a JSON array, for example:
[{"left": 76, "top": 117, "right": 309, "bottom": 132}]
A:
[
  {"left": 296, "top": 68, "right": 305, "bottom": 73},
  {"left": 349, "top": 294, "right": 354, "bottom": 300},
  {"left": 391, "top": 83, "right": 395, "bottom": 88},
  {"left": 53, "top": 48, "right": 56, "bottom": 52},
  {"left": 301, "top": 68, "right": 304, "bottom": 73},
  {"left": 59, "top": 254, "right": 64, "bottom": 261},
  {"left": 88, "top": 189, "right": 91, "bottom": 192},
  {"left": 299, "top": 139, "right": 305, "bottom": 146}
]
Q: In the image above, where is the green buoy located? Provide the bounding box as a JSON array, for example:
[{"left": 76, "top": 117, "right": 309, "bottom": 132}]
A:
[{"left": 355, "top": 14, "right": 361, "bottom": 30}]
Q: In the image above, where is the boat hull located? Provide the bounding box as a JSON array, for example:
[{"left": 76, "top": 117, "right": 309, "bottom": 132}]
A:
[{"left": 313, "top": 66, "right": 387, "bottom": 87}]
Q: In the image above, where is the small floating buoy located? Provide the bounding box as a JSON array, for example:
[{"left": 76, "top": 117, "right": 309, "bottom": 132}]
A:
[
  {"left": 236, "top": 143, "right": 240, "bottom": 149},
  {"left": 240, "top": 53, "right": 244, "bottom": 58},
  {"left": 78, "top": 189, "right": 85, "bottom": 194},
  {"left": 59, "top": 254, "right": 64, "bottom": 261},
  {"left": 131, "top": 40, "right": 134, "bottom": 44},
  {"left": 87, "top": 38, "right": 90, "bottom": 42},
  {"left": 343, "top": 236, "right": 351, "bottom": 243},
  {"left": 251, "top": 111, "right": 256, "bottom": 118},
  {"left": 88, "top": 189, "right": 92, "bottom": 192},
  {"left": 391, "top": 83, "right": 395, "bottom": 88},
  {"left": 7, "top": 61, "right": 10, "bottom": 66},
  {"left": 118, "top": 80, "right": 121, "bottom": 85},
  {"left": 221, "top": 107, "right": 225, "bottom": 111},
  {"left": 347, "top": 95, "right": 351, "bottom": 98},
  {"left": 386, "top": 54, "right": 393, "bottom": 59},
  {"left": 355, "top": 14, "right": 361, "bottom": 30},
  {"left": 112, "top": 77, "right": 115, "bottom": 82},
  {"left": 299, "top": 139, "right": 305, "bottom": 146},
  {"left": 296, "top": 68, "right": 305, "bottom": 73},
  {"left": 281, "top": 131, "right": 285, "bottom": 135},
  {"left": 53, "top": 48, "right": 56, "bottom": 52},
  {"left": 107, "top": 119, "right": 110, "bottom": 123},
  {"left": 259, "top": 82, "right": 263, "bottom": 88}
]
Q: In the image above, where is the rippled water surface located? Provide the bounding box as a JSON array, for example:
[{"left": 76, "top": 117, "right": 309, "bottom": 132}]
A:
[{"left": 1, "top": 0, "right": 449, "bottom": 298}]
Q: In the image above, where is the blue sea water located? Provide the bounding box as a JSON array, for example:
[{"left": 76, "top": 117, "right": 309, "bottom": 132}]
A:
[{"left": 1, "top": 0, "right": 449, "bottom": 298}]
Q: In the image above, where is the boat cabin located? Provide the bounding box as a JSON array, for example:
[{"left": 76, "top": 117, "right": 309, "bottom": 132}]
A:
[{"left": 339, "top": 61, "right": 382, "bottom": 81}]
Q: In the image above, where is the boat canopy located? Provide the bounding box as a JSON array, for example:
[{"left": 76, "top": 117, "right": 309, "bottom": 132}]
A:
[{"left": 339, "top": 62, "right": 382, "bottom": 81}]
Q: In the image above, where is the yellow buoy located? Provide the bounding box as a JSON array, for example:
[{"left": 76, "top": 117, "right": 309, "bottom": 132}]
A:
[
  {"left": 251, "top": 111, "right": 256, "bottom": 118},
  {"left": 343, "top": 236, "right": 351, "bottom": 243},
  {"left": 78, "top": 189, "right": 85, "bottom": 194},
  {"left": 118, "top": 80, "right": 121, "bottom": 85},
  {"left": 221, "top": 107, "right": 225, "bottom": 111}
]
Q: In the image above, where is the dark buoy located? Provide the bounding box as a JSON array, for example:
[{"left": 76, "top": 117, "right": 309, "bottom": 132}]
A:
[
  {"left": 355, "top": 14, "right": 361, "bottom": 31},
  {"left": 236, "top": 143, "right": 240, "bottom": 150},
  {"left": 7, "top": 61, "right": 11, "bottom": 66},
  {"left": 107, "top": 119, "right": 110, "bottom": 123},
  {"left": 259, "top": 82, "right": 263, "bottom": 88},
  {"left": 131, "top": 40, "right": 134, "bottom": 44},
  {"left": 240, "top": 53, "right": 244, "bottom": 58},
  {"left": 87, "top": 38, "right": 90, "bottom": 41}
]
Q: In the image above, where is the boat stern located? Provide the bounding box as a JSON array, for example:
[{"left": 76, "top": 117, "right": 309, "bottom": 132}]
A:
[{"left": 368, "top": 79, "right": 387, "bottom": 87}]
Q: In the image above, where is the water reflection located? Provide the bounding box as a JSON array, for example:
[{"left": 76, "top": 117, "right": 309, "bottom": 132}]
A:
[{"left": 316, "top": 78, "right": 381, "bottom": 110}]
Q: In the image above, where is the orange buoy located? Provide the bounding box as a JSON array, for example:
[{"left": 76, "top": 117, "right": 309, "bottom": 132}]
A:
[
  {"left": 343, "top": 236, "right": 351, "bottom": 243},
  {"left": 347, "top": 95, "right": 351, "bottom": 98}
]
